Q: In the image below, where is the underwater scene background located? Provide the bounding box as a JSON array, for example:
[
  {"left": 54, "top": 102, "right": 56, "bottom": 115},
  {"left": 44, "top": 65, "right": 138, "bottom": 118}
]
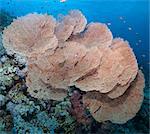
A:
[{"left": 0, "top": 0, "right": 149, "bottom": 134}]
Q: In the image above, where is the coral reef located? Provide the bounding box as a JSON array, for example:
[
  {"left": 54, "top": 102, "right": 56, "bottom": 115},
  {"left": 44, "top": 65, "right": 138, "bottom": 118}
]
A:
[
  {"left": 0, "top": 110, "right": 13, "bottom": 133},
  {"left": 0, "top": 54, "right": 77, "bottom": 134},
  {"left": 2, "top": 10, "right": 145, "bottom": 125},
  {"left": 0, "top": 9, "right": 149, "bottom": 134},
  {"left": 0, "top": 56, "right": 17, "bottom": 94},
  {"left": 7, "top": 101, "right": 58, "bottom": 134},
  {"left": 52, "top": 99, "right": 76, "bottom": 133},
  {"left": 0, "top": 33, "right": 6, "bottom": 57}
]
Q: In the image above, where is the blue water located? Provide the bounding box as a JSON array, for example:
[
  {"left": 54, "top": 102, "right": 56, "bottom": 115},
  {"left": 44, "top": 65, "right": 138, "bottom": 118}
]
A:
[{"left": 0, "top": 0, "right": 149, "bottom": 84}]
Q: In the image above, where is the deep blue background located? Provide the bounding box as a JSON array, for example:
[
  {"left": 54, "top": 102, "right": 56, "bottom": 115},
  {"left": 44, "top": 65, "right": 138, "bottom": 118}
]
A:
[{"left": 0, "top": 0, "right": 149, "bottom": 85}]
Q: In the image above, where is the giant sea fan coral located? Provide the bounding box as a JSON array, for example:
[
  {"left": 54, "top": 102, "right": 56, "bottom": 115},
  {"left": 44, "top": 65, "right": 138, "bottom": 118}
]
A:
[
  {"left": 2, "top": 10, "right": 145, "bottom": 124},
  {"left": 74, "top": 38, "right": 138, "bottom": 94},
  {"left": 2, "top": 13, "right": 57, "bottom": 57},
  {"left": 83, "top": 70, "right": 145, "bottom": 124},
  {"left": 55, "top": 10, "right": 87, "bottom": 41}
]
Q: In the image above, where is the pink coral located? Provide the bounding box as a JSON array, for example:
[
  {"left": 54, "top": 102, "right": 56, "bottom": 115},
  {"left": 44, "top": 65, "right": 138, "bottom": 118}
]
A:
[
  {"left": 55, "top": 10, "right": 87, "bottom": 42},
  {"left": 2, "top": 13, "right": 57, "bottom": 57},
  {"left": 74, "top": 38, "right": 138, "bottom": 93},
  {"left": 83, "top": 71, "right": 145, "bottom": 124},
  {"left": 69, "top": 22, "right": 113, "bottom": 48}
]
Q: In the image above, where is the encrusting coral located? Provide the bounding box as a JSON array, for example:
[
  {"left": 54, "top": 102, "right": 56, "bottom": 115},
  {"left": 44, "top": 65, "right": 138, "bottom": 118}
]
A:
[{"left": 2, "top": 10, "right": 145, "bottom": 124}]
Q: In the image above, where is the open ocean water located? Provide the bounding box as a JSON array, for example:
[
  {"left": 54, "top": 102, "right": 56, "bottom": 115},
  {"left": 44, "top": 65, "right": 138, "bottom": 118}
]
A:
[{"left": 0, "top": 0, "right": 149, "bottom": 134}]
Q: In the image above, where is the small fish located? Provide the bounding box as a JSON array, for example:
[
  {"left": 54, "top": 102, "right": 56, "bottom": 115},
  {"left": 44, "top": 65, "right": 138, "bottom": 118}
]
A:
[
  {"left": 119, "top": 16, "right": 123, "bottom": 20},
  {"left": 123, "top": 20, "right": 126, "bottom": 23},
  {"left": 60, "top": 0, "right": 67, "bottom": 3},
  {"left": 141, "top": 54, "right": 146, "bottom": 58},
  {"left": 128, "top": 27, "right": 132, "bottom": 31},
  {"left": 140, "top": 66, "right": 143, "bottom": 70},
  {"left": 107, "top": 23, "right": 111, "bottom": 26},
  {"left": 138, "top": 40, "right": 142, "bottom": 43}
]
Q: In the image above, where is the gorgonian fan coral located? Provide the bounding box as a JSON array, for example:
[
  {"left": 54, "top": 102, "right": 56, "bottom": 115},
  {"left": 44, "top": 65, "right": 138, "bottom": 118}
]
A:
[
  {"left": 83, "top": 70, "right": 145, "bottom": 124},
  {"left": 2, "top": 10, "right": 145, "bottom": 124}
]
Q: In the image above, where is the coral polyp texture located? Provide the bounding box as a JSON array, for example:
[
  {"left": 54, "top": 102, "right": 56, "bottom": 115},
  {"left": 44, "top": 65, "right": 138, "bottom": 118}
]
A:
[{"left": 2, "top": 10, "right": 145, "bottom": 124}]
